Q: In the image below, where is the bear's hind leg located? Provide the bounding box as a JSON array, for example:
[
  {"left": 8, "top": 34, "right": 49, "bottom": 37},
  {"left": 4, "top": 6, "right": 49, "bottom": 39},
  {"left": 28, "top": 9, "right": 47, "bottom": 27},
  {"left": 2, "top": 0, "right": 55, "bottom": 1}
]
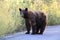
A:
[{"left": 40, "top": 24, "right": 46, "bottom": 35}]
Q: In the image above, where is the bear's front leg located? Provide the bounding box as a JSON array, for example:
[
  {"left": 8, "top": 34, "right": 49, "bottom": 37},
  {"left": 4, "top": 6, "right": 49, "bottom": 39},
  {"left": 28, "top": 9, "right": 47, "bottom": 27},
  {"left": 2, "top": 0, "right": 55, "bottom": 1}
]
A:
[
  {"left": 31, "top": 20, "right": 36, "bottom": 35},
  {"left": 25, "top": 19, "right": 31, "bottom": 34}
]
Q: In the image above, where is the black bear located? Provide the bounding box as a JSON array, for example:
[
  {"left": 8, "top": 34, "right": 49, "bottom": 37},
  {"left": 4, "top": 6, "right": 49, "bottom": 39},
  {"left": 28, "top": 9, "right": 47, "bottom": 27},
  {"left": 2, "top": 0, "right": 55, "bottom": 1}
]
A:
[{"left": 19, "top": 8, "right": 47, "bottom": 35}]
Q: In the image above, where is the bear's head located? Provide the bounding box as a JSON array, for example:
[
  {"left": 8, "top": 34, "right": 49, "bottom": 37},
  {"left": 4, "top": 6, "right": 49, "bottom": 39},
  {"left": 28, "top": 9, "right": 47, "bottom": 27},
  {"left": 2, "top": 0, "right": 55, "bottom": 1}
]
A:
[{"left": 19, "top": 8, "right": 28, "bottom": 18}]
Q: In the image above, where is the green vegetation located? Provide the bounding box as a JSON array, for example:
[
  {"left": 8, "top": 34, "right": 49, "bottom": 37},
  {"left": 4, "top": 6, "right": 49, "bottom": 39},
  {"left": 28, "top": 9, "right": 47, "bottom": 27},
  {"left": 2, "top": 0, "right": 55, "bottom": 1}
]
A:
[{"left": 0, "top": 0, "right": 60, "bottom": 36}]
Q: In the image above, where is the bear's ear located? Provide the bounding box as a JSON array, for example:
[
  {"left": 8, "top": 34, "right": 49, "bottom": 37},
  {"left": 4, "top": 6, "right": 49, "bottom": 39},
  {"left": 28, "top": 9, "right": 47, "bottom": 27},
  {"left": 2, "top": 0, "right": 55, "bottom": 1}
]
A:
[
  {"left": 25, "top": 8, "right": 28, "bottom": 11},
  {"left": 19, "top": 8, "right": 21, "bottom": 11}
]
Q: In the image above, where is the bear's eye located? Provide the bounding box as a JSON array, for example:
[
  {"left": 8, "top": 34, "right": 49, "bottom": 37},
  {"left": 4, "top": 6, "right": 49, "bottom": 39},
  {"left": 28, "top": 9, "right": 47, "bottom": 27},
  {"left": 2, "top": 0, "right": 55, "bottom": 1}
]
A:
[{"left": 20, "top": 10, "right": 24, "bottom": 17}]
